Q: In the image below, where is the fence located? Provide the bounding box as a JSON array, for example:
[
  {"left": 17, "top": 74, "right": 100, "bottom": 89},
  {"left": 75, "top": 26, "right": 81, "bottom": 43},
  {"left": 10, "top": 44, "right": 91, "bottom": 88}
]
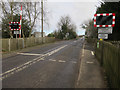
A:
[
  {"left": 87, "top": 38, "right": 120, "bottom": 88},
  {"left": 2, "top": 37, "right": 55, "bottom": 52},
  {"left": 109, "top": 41, "right": 120, "bottom": 48}
]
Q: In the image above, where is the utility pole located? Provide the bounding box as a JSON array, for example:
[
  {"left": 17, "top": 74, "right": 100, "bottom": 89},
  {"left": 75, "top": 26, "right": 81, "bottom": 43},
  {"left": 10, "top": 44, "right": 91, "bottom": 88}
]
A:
[
  {"left": 10, "top": 1, "right": 13, "bottom": 39},
  {"left": 41, "top": 0, "right": 44, "bottom": 43}
]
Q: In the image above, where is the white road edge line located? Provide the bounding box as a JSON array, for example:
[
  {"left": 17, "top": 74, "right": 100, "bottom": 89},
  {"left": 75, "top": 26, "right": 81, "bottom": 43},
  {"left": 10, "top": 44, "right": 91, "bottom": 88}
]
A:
[{"left": 76, "top": 43, "right": 85, "bottom": 86}]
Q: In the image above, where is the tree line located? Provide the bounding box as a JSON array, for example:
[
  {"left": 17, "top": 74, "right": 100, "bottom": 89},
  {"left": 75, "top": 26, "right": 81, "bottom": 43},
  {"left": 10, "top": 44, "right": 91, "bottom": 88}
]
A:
[
  {"left": 1, "top": 1, "right": 41, "bottom": 38},
  {"left": 48, "top": 16, "right": 77, "bottom": 40},
  {"left": 1, "top": 1, "right": 77, "bottom": 40}
]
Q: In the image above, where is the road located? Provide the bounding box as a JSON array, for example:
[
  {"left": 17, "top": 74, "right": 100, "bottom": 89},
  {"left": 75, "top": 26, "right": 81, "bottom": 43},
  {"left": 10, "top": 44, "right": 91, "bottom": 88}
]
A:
[{"left": 2, "top": 38, "right": 84, "bottom": 88}]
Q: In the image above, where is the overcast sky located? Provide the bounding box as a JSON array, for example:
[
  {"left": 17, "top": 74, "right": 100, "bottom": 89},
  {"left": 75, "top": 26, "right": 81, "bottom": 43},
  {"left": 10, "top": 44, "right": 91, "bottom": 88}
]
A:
[
  {"left": 1, "top": 0, "right": 101, "bottom": 35},
  {"left": 38, "top": 0, "right": 101, "bottom": 35}
]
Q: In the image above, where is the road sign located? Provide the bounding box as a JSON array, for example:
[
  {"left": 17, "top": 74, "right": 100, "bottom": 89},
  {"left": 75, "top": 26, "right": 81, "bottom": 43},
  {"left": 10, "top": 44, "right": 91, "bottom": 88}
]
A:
[
  {"left": 94, "top": 13, "right": 115, "bottom": 27},
  {"left": 98, "top": 27, "right": 112, "bottom": 34},
  {"left": 9, "top": 22, "right": 21, "bottom": 30},
  {"left": 14, "top": 31, "right": 20, "bottom": 34},
  {"left": 98, "top": 34, "right": 108, "bottom": 39}
]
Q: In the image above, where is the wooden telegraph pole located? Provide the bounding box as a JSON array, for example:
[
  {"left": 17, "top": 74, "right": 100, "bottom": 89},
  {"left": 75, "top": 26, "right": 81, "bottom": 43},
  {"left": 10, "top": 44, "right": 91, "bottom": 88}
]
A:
[{"left": 41, "top": 0, "right": 44, "bottom": 43}]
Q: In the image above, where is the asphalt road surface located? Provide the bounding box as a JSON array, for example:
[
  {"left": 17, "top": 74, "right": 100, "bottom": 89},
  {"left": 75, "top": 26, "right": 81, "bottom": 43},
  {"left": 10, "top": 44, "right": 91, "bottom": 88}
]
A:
[{"left": 2, "top": 38, "right": 84, "bottom": 88}]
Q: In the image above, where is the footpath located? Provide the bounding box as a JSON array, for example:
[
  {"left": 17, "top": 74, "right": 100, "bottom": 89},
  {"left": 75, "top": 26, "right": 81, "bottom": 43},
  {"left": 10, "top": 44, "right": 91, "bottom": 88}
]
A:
[{"left": 76, "top": 41, "right": 107, "bottom": 88}]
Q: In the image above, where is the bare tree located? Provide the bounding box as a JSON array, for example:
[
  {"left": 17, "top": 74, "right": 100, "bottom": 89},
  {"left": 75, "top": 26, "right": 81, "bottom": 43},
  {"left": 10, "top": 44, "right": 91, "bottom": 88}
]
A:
[
  {"left": 1, "top": 1, "right": 49, "bottom": 38},
  {"left": 1, "top": 0, "right": 19, "bottom": 38},
  {"left": 23, "top": 2, "right": 41, "bottom": 37}
]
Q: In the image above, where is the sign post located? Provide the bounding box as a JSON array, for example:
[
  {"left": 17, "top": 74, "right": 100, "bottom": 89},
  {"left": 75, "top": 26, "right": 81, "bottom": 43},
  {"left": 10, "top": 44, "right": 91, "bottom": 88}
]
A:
[
  {"left": 9, "top": 22, "right": 21, "bottom": 39},
  {"left": 94, "top": 13, "right": 116, "bottom": 66},
  {"left": 9, "top": 5, "right": 22, "bottom": 38},
  {"left": 94, "top": 13, "right": 115, "bottom": 40}
]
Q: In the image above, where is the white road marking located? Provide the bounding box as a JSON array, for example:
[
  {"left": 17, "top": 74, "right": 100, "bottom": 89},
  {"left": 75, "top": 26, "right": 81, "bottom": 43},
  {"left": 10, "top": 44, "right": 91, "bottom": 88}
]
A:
[
  {"left": 58, "top": 60, "right": 66, "bottom": 63},
  {"left": 39, "top": 57, "right": 45, "bottom": 61},
  {"left": 82, "top": 44, "right": 85, "bottom": 57},
  {"left": 0, "top": 68, "right": 16, "bottom": 76},
  {"left": 0, "top": 44, "right": 68, "bottom": 80},
  {"left": 17, "top": 53, "right": 43, "bottom": 56},
  {"left": 86, "top": 61, "right": 94, "bottom": 64},
  {"left": 49, "top": 59, "right": 56, "bottom": 62},
  {"left": 76, "top": 43, "right": 85, "bottom": 86},
  {"left": 91, "top": 51, "right": 94, "bottom": 56}
]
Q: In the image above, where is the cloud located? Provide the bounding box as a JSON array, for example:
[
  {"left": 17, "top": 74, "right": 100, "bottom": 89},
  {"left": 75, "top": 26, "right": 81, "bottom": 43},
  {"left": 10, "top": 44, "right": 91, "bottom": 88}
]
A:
[
  {"left": 47, "top": 0, "right": 99, "bottom": 2},
  {"left": 38, "top": 1, "right": 99, "bottom": 35}
]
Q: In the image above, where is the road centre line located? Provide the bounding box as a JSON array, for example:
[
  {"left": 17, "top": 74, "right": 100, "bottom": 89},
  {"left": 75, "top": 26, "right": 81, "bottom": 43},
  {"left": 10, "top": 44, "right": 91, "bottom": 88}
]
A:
[
  {"left": 1, "top": 45, "right": 68, "bottom": 80},
  {"left": 49, "top": 59, "right": 77, "bottom": 64},
  {"left": 43, "top": 44, "right": 68, "bottom": 54}
]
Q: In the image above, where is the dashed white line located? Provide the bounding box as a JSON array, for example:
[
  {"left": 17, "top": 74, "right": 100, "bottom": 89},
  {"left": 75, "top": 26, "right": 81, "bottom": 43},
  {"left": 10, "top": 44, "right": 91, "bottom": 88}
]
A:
[
  {"left": 58, "top": 60, "right": 66, "bottom": 63},
  {"left": 49, "top": 59, "right": 56, "bottom": 62}
]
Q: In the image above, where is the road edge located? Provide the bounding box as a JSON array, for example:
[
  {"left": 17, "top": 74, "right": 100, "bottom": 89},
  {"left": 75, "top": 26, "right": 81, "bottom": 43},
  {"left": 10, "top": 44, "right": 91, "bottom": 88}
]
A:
[{"left": 75, "top": 41, "right": 85, "bottom": 88}]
